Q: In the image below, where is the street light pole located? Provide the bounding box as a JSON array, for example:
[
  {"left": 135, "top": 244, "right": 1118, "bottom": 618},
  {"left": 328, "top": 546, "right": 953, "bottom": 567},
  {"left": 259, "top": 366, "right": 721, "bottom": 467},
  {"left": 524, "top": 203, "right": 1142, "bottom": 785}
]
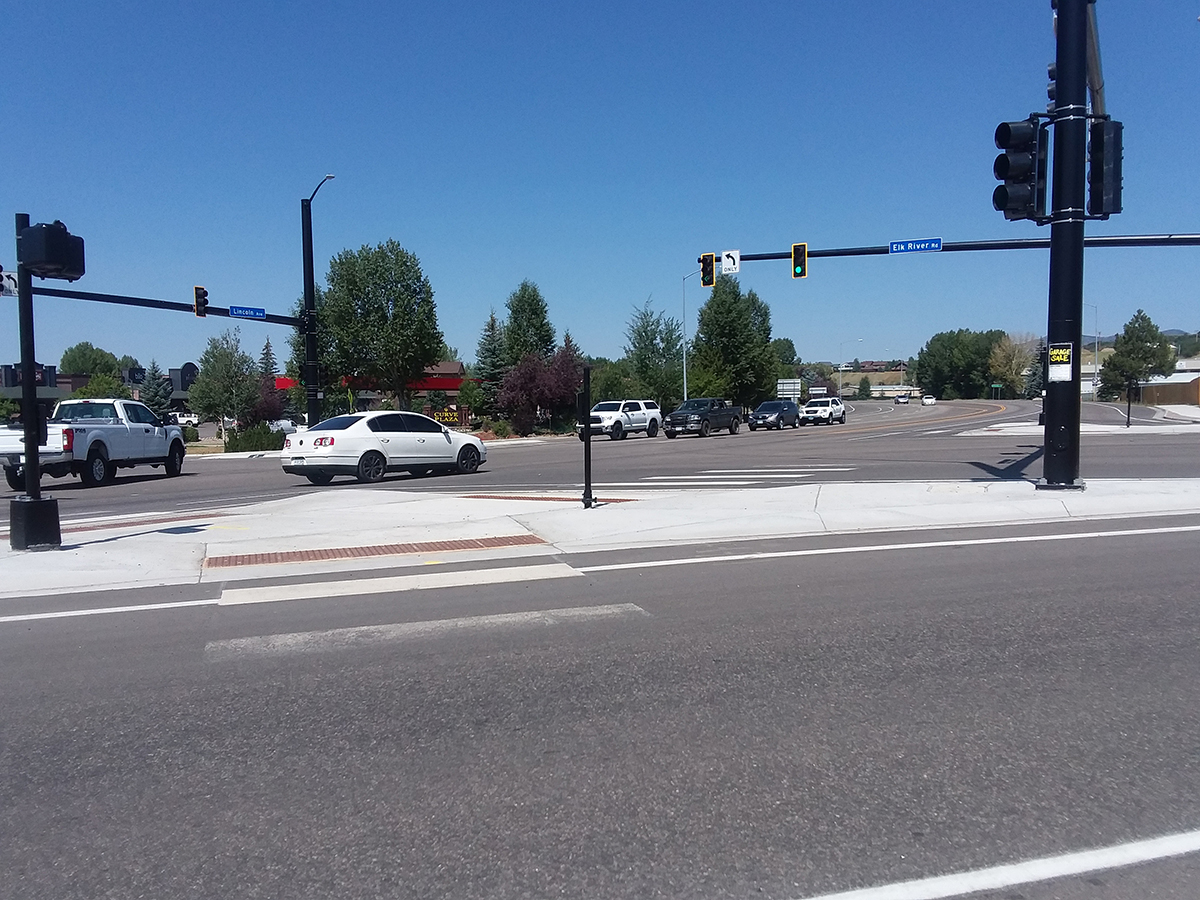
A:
[
  {"left": 838, "top": 338, "right": 861, "bottom": 397},
  {"left": 1085, "top": 302, "right": 1099, "bottom": 398},
  {"left": 302, "top": 174, "right": 334, "bottom": 427},
  {"left": 682, "top": 269, "right": 699, "bottom": 400}
]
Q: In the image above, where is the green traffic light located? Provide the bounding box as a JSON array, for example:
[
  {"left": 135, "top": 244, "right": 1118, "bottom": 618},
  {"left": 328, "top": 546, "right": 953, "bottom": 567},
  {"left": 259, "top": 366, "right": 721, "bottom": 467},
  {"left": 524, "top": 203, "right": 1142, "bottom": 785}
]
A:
[{"left": 795, "top": 266, "right": 802, "bottom": 274}]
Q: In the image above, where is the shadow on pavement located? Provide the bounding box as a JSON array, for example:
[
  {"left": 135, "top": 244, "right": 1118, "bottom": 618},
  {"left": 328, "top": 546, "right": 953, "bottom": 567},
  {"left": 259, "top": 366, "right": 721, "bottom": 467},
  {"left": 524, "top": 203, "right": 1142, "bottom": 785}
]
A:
[{"left": 966, "top": 445, "right": 1045, "bottom": 480}]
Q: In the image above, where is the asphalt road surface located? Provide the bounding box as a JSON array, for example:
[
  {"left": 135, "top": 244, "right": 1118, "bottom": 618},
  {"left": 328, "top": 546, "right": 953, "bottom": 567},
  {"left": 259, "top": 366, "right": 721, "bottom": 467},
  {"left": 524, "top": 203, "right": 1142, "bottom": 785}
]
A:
[
  {"left": 3, "top": 399, "right": 1197, "bottom": 524},
  {"left": 3, "top": 514, "right": 1200, "bottom": 898}
]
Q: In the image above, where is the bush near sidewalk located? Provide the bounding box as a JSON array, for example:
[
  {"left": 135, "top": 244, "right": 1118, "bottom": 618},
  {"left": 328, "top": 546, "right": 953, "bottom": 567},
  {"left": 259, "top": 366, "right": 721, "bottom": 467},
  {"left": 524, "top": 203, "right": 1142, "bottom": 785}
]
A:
[{"left": 224, "top": 423, "right": 286, "bottom": 453}]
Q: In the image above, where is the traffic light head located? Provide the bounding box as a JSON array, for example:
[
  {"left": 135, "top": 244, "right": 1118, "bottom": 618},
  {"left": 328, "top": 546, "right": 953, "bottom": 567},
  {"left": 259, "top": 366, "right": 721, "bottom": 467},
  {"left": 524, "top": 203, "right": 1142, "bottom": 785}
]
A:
[
  {"left": 791, "top": 243, "right": 807, "bottom": 279},
  {"left": 699, "top": 253, "right": 715, "bottom": 288},
  {"left": 1088, "top": 119, "right": 1123, "bottom": 218},
  {"left": 993, "top": 118, "right": 1047, "bottom": 222},
  {"left": 193, "top": 285, "right": 209, "bottom": 317}
]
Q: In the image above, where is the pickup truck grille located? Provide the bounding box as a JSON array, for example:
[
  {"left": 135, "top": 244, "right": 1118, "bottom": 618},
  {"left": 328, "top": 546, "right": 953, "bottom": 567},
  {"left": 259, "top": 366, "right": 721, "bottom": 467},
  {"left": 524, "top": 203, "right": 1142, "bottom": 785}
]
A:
[{"left": 590, "top": 415, "right": 602, "bottom": 424}]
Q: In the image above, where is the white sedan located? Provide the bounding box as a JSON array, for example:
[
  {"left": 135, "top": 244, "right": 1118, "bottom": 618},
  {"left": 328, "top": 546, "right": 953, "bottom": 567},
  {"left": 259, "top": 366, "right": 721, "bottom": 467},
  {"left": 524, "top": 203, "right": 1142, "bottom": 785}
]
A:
[
  {"left": 281, "top": 410, "right": 487, "bottom": 485},
  {"left": 921, "top": 395, "right": 937, "bottom": 406}
]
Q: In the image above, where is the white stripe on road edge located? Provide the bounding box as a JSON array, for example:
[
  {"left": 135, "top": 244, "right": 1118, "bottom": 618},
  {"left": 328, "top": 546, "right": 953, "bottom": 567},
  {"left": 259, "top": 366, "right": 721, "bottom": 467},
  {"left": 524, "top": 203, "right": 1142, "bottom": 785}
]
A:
[
  {"left": 578, "top": 523, "right": 1200, "bottom": 574},
  {"left": 643, "top": 474, "right": 814, "bottom": 480},
  {"left": 579, "top": 481, "right": 760, "bottom": 488},
  {"left": 204, "top": 602, "right": 649, "bottom": 661},
  {"left": 793, "top": 827, "right": 1200, "bottom": 900},
  {"left": 0, "top": 598, "right": 217, "bottom": 624},
  {"left": 218, "top": 562, "right": 581, "bottom": 605},
  {"left": 702, "top": 468, "right": 856, "bottom": 473}
]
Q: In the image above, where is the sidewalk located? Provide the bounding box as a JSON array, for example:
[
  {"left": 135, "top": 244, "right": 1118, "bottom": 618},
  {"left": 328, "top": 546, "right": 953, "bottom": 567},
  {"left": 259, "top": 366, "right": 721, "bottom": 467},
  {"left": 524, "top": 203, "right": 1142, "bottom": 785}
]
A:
[{"left": 5, "top": 478, "right": 1200, "bottom": 600}]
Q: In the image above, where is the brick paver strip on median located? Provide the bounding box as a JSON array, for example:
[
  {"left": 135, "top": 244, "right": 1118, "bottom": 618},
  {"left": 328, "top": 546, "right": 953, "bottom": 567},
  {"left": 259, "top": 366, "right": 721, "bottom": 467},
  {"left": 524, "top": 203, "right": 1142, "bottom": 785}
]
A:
[{"left": 205, "top": 533, "right": 547, "bottom": 569}]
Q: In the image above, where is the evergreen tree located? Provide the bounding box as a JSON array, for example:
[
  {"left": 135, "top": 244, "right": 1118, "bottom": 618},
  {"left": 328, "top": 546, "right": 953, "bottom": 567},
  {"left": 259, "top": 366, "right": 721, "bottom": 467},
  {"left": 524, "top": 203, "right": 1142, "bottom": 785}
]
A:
[
  {"left": 1098, "top": 309, "right": 1174, "bottom": 402},
  {"left": 855, "top": 376, "right": 873, "bottom": 400},
  {"left": 259, "top": 338, "right": 279, "bottom": 380},
  {"left": 140, "top": 359, "right": 174, "bottom": 420},
  {"left": 690, "top": 275, "right": 777, "bottom": 409},
  {"left": 623, "top": 300, "right": 684, "bottom": 412},
  {"left": 475, "top": 309, "right": 506, "bottom": 417},
  {"left": 502, "top": 280, "right": 556, "bottom": 366}
]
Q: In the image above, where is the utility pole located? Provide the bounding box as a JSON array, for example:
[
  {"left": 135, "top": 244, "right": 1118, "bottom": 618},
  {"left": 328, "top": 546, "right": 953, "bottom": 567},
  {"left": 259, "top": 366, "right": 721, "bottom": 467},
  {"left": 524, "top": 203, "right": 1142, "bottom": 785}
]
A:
[
  {"left": 301, "top": 175, "right": 333, "bottom": 427},
  {"left": 1040, "top": 0, "right": 1088, "bottom": 488}
]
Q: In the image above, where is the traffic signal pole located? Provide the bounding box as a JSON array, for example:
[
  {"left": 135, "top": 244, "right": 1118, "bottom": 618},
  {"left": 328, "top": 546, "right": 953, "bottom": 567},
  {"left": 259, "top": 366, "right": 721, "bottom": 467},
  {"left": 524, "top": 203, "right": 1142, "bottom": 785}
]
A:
[
  {"left": 1041, "top": 0, "right": 1089, "bottom": 489},
  {"left": 301, "top": 197, "right": 321, "bottom": 428}
]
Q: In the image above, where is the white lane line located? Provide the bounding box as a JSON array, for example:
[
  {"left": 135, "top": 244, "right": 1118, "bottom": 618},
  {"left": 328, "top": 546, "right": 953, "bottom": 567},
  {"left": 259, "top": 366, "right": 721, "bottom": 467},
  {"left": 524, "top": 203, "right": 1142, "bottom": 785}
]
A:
[
  {"left": 643, "top": 474, "right": 814, "bottom": 480},
  {"left": 205, "top": 602, "right": 649, "bottom": 661},
  {"left": 0, "top": 598, "right": 218, "bottom": 624},
  {"left": 578, "top": 481, "right": 760, "bottom": 487},
  {"left": 793, "top": 827, "right": 1200, "bottom": 900},
  {"left": 218, "top": 562, "right": 581, "bottom": 605},
  {"left": 703, "top": 468, "right": 856, "bottom": 473},
  {"left": 578, "top": 523, "right": 1200, "bottom": 574}
]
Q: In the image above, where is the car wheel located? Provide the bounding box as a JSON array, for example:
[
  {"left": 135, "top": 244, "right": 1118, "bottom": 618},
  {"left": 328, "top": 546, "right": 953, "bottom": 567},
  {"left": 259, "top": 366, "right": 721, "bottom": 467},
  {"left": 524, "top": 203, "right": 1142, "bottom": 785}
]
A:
[
  {"left": 80, "top": 448, "right": 111, "bottom": 487},
  {"left": 305, "top": 472, "right": 334, "bottom": 485},
  {"left": 698, "top": 420, "right": 711, "bottom": 438},
  {"left": 792, "top": 417, "right": 800, "bottom": 428},
  {"left": 355, "top": 450, "right": 387, "bottom": 483},
  {"left": 748, "top": 424, "right": 756, "bottom": 431},
  {"left": 5, "top": 466, "right": 23, "bottom": 491},
  {"left": 728, "top": 418, "right": 740, "bottom": 434},
  {"left": 646, "top": 420, "right": 658, "bottom": 438},
  {"left": 455, "top": 445, "right": 481, "bottom": 474},
  {"left": 665, "top": 431, "right": 677, "bottom": 439},
  {"left": 609, "top": 422, "right": 623, "bottom": 441},
  {"left": 839, "top": 413, "right": 847, "bottom": 424},
  {"left": 165, "top": 442, "right": 185, "bottom": 477},
  {"left": 577, "top": 431, "right": 586, "bottom": 441}
]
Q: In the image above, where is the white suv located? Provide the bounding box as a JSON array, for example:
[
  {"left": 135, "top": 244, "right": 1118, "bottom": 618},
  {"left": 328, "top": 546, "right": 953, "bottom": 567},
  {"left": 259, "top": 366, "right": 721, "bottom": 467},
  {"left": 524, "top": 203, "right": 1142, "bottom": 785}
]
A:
[
  {"left": 578, "top": 400, "right": 662, "bottom": 440},
  {"left": 800, "top": 397, "right": 846, "bottom": 425}
]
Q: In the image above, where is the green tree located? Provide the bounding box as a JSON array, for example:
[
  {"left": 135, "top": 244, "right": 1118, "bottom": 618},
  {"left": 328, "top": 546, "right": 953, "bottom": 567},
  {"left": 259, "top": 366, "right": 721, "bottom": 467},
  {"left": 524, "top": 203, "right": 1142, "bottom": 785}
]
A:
[
  {"left": 286, "top": 287, "right": 342, "bottom": 421},
  {"left": 690, "top": 275, "right": 777, "bottom": 409},
  {"left": 1023, "top": 341, "right": 1046, "bottom": 399},
  {"left": 59, "top": 342, "right": 120, "bottom": 376},
  {"left": 623, "top": 300, "right": 684, "bottom": 412},
  {"left": 988, "top": 334, "right": 1036, "bottom": 398},
  {"left": 318, "top": 240, "right": 443, "bottom": 409},
  {"left": 502, "top": 280, "right": 556, "bottom": 366},
  {"left": 259, "top": 338, "right": 278, "bottom": 380},
  {"left": 117, "top": 354, "right": 140, "bottom": 372},
  {"left": 71, "top": 373, "right": 132, "bottom": 400},
  {"left": 770, "top": 338, "right": 799, "bottom": 376},
  {"left": 474, "top": 310, "right": 506, "bottom": 417},
  {"left": 589, "top": 357, "right": 638, "bottom": 403},
  {"left": 139, "top": 359, "right": 174, "bottom": 419},
  {"left": 914, "top": 329, "right": 1007, "bottom": 399},
  {"left": 456, "top": 377, "right": 484, "bottom": 418},
  {"left": 1098, "top": 309, "right": 1174, "bottom": 403},
  {"left": 855, "top": 376, "right": 873, "bottom": 400},
  {"left": 0, "top": 397, "right": 18, "bottom": 422},
  {"left": 188, "top": 329, "right": 260, "bottom": 439}
]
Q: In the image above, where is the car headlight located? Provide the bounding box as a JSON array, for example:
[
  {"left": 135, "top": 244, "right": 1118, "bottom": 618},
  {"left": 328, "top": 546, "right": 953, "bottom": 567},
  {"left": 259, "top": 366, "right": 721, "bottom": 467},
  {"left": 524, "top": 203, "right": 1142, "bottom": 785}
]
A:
[{"left": 688, "top": 415, "right": 701, "bottom": 421}]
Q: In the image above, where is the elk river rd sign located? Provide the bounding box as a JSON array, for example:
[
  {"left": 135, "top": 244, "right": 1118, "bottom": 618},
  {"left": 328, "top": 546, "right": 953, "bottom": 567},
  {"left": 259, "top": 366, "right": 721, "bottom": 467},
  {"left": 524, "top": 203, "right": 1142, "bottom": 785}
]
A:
[
  {"left": 229, "top": 305, "right": 267, "bottom": 320},
  {"left": 889, "top": 238, "right": 943, "bottom": 254}
]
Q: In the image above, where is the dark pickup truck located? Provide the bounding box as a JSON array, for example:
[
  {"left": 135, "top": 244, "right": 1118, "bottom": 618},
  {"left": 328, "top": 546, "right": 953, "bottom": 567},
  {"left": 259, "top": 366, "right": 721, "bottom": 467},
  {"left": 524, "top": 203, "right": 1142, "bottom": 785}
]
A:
[{"left": 663, "top": 398, "right": 741, "bottom": 438}]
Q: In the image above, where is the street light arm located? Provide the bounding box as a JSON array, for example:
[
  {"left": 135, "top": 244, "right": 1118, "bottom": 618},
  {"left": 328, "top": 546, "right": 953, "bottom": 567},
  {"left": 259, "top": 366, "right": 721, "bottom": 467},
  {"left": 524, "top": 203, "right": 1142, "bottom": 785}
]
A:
[{"left": 308, "top": 174, "right": 335, "bottom": 203}]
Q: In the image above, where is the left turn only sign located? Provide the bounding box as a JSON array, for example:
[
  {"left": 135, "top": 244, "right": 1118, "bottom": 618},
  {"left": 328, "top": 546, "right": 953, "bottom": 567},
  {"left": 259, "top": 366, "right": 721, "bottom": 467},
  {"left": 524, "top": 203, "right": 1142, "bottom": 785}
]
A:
[{"left": 721, "top": 250, "right": 740, "bottom": 274}]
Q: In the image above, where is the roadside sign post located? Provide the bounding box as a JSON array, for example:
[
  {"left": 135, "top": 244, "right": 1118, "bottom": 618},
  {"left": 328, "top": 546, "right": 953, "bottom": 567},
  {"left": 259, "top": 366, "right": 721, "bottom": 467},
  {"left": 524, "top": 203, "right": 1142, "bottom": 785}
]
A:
[{"left": 580, "top": 365, "right": 593, "bottom": 509}]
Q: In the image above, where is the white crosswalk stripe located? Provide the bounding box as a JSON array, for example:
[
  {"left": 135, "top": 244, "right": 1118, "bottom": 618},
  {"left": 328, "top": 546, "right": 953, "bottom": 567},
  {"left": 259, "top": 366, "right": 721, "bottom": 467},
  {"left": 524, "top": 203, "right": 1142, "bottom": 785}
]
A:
[{"left": 582, "top": 465, "right": 857, "bottom": 492}]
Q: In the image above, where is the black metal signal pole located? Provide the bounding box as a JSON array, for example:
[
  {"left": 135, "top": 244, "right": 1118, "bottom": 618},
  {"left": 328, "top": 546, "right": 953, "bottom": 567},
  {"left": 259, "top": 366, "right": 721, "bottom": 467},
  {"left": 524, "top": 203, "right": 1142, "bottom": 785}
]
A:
[
  {"left": 581, "top": 365, "right": 593, "bottom": 508},
  {"left": 301, "top": 175, "right": 333, "bottom": 427},
  {"left": 1041, "top": 0, "right": 1089, "bottom": 489}
]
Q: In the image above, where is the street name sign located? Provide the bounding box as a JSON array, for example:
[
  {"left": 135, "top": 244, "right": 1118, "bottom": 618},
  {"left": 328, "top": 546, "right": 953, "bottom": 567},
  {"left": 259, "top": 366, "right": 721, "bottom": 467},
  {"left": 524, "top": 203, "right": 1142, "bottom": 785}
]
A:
[
  {"left": 721, "top": 250, "right": 740, "bottom": 274},
  {"left": 229, "top": 305, "right": 267, "bottom": 320},
  {"left": 889, "top": 238, "right": 943, "bottom": 254}
]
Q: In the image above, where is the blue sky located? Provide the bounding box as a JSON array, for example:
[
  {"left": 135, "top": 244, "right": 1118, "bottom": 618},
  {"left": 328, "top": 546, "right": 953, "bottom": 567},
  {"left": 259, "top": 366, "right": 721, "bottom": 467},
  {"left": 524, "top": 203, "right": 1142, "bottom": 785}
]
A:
[{"left": 3, "top": 1, "right": 1198, "bottom": 374}]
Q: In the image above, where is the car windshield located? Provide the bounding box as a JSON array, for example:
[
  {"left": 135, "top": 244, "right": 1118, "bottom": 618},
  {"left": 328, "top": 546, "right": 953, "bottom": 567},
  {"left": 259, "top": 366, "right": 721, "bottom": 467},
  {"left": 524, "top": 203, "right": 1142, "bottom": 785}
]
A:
[
  {"left": 676, "top": 400, "right": 708, "bottom": 411},
  {"left": 806, "top": 400, "right": 830, "bottom": 408},
  {"left": 593, "top": 402, "right": 621, "bottom": 412},
  {"left": 755, "top": 402, "right": 782, "bottom": 412},
  {"left": 309, "top": 415, "right": 363, "bottom": 431}
]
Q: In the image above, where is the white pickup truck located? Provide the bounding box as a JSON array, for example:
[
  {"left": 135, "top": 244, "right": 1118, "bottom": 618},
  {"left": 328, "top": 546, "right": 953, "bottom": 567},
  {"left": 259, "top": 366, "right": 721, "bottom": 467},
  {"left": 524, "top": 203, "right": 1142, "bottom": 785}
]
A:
[{"left": 2, "top": 398, "right": 186, "bottom": 490}]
